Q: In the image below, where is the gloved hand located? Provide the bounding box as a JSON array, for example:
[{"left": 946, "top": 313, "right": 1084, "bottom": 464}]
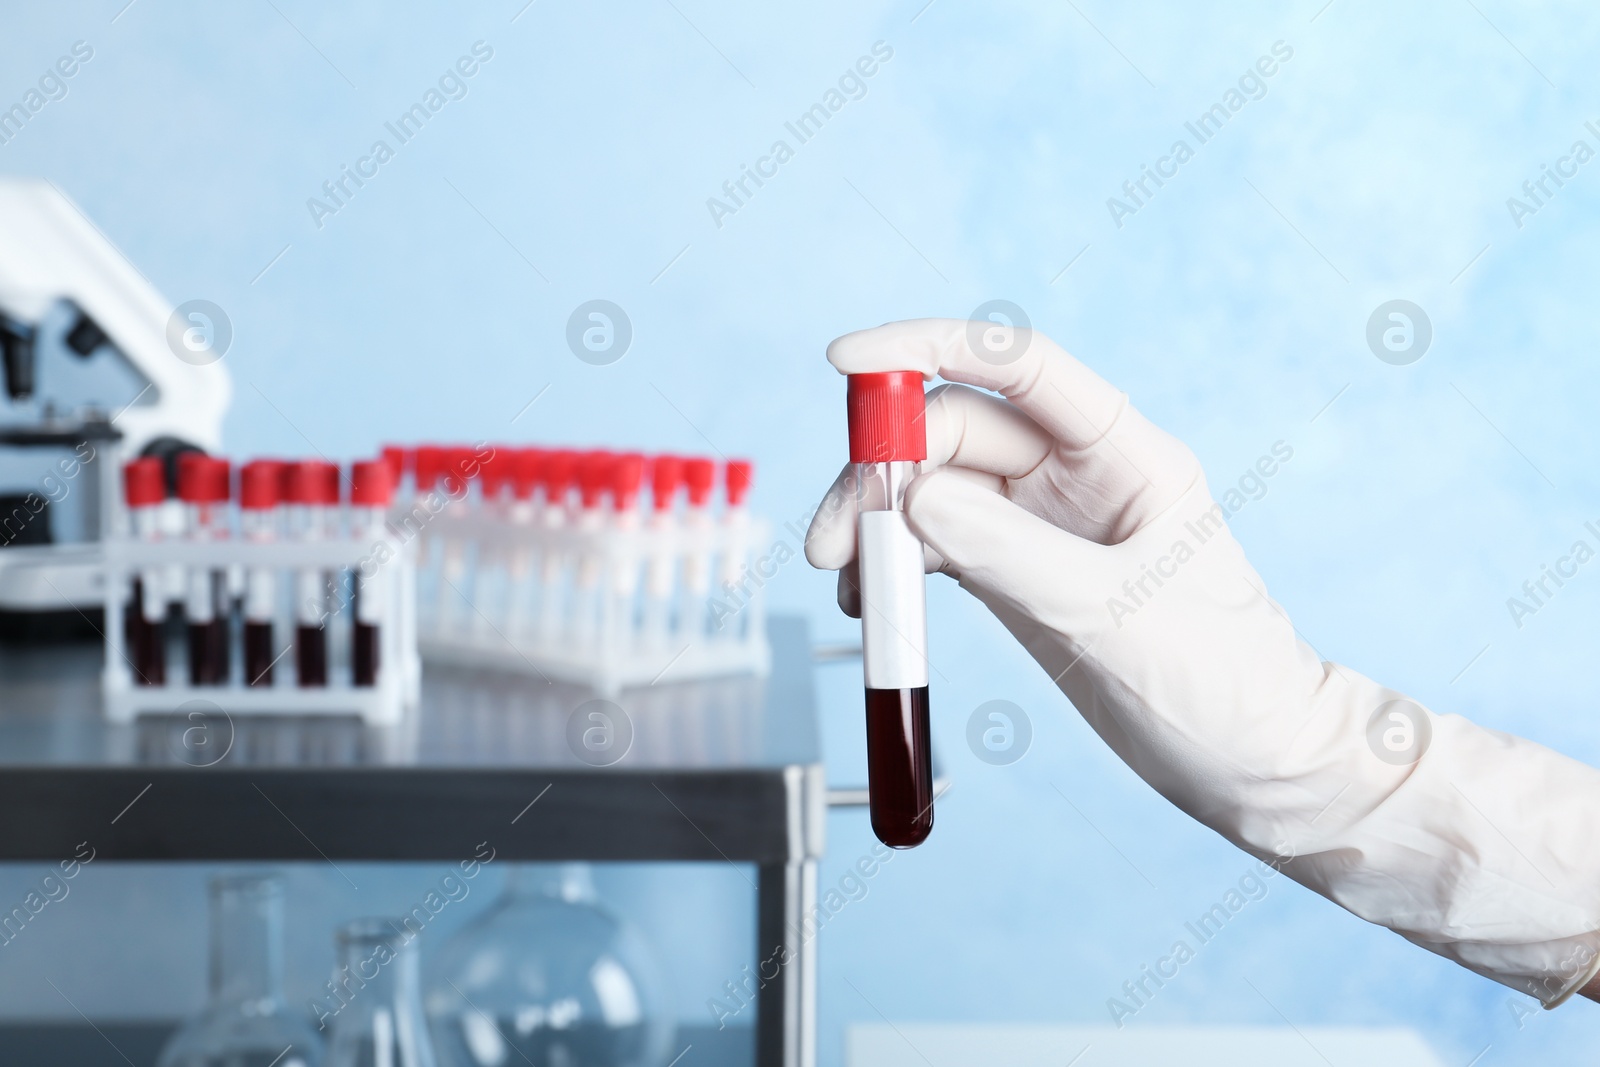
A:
[{"left": 806, "top": 318, "right": 1600, "bottom": 1006}]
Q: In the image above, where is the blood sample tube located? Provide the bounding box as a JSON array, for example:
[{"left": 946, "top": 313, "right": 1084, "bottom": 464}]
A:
[
  {"left": 284, "top": 461, "right": 330, "bottom": 687},
  {"left": 478, "top": 446, "right": 512, "bottom": 513},
  {"left": 679, "top": 457, "right": 716, "bottom": 640},
  {"left": 467, "top": 448, "right": 511, "bottom": 630},
  {"left": 717, "top": 459, "right": 754, "bottom": 640},
  {"left": 643, "top": 455, "right": 684, "bottom": 647},
  {"left": 349, "top": 459, "right": 392, "bottom": 687},
  {"left": 123, "top": 457, "right": 167, "bottom": 685},
  {"left": 240, "top": 460, "right": 282, "bottom": 686},
  {"left": 537, "top": 449, "right": 578, "bottom": 638},
  {"left": 411, "top": 444, "right": 444, "bottom": 616},
  {"left": 848, "top": 371, "right": 933, "bottom": 848},
  {"left": 505, "top": 449, "right": 545, "bottom": 636},
  {"left": 608, "top": 452, "right": 646, "bottom": 650},
  {"left": 436, "top": 446, "right": 476, "bottom": 628},
  {"left": 571, "top": 450, "right": 613, "bottom": 644},
  {"left": 178, "top": 453, "right": 232, "bottom": 686}
]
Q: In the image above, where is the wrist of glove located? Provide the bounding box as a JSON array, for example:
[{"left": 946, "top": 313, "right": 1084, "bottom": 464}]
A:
[{"left": 807, "top": 318, "right": 1600, "bottom": 1006}]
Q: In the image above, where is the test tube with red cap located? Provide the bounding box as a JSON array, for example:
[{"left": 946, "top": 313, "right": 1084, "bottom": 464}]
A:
[
  {"left": 350, "top": 459, "right": 392, "bottom": 686},
  {"left": 284, "top": 460, "right": 333, "bottom": 687},
  {"left": 466, "top": 447, "right": 513, "bottom": 630},
  {"left": 410, "top": 445, "right": 446, "bottom": 599},
  {"left": 608, "top": 453, "right": 646, "bottom": 648},
  {"left": 178, "top": 453, "right": 232, "bottom": 686},
  {"left": 434, "top": 446, "right": 479, "bottom": 629},
  {"left": 123, "top": 457, "right": 168, "bottom": 685},
  {"left": 240, "top": 460, "right": 283, "bottom": 686},
  {"left": 848, "top": 371, "right": 934, "bottom": 848},
  {"left": 537, "top": 449, "right": 578, "bottom": 638},
  {"left": 643, "top": 455, "right": 684, "bottom": 647},
  {"left": 679, "top": 457, "right": 717, "bottom": 639},
  {"left": 504, "top": 449, "right": 545, "bottom": 636},
  {"left": 716, "top": 459, "right": 755, "bottom": 640},
  {"left": 571, "top": 451, "right": 614, "bottom": 643}
]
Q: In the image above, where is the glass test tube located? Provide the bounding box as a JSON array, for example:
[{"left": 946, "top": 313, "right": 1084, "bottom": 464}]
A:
[
  {"left": 504, "top": 449, "right": 545, "bottom": 638},
  {"left": 716, "top": 458, "right": 754, "bottom": 641},
  {"left": 178, "top": 454, "right": 231, "bottom": 686},
  {"left": 679, "top": 457, "right": 716, "bottom": 641},
  {"left": 239, "top": 460, "right": 282, "bottom": 686},
  {"left": 849, "top": 371, "right": 934, "bottom": 848},
  {"left": 469, "top": 447, "right": 511, "bottom": 634},
  {"left": 123, "top": 457, "right": 168, "bottom": 685},
  {"left": 537, "top": 450, "right": 577, "bottom": 639},
  {"left": 608, "top": 452, "right": 646, "bottom": 653},
  {"left": 349, "top": 459, "right": 392, "bottom": 687},
  {"left": 643, "top": 455, "right": 683, "bottom": 649},
  {"left": 571, "top": 451, "right": 613, "bottom": 646},
  {"left": 284, "top": 461, "right": 330, "bottom": 687}
]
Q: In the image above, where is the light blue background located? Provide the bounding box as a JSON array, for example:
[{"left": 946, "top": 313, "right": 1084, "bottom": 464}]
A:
[{"left": 3, "top": 0, "right": 1600, "bottom": 1063}]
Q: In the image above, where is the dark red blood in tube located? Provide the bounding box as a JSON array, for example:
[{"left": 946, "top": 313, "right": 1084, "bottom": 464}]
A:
[
  {"left": 186, "top": 612, "right": 229, "bottom": 686},
  {"left": 129, "top": 577, "right": 165, "bottom": 686},
  {"left": 352, "top": 622, "right": 378, "bottom": 687},
  {"left": 296, "top": 625, "right": 327, "bottom": 687},
  {"left": 865, "top": 686, "right": 933, "bottom": 848},
  {"left": 244, "top": 621, "right": 274, "bottom": 686}
]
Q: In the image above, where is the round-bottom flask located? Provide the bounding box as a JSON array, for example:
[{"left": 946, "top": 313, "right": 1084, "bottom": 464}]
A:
[{"left": 424, "top": 864, "right": 674, "bottom": 1067}]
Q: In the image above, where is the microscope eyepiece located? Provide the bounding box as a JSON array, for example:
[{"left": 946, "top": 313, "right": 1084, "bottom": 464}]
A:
[{"left": 0, "top": 317, "right": 37, "bottom": 401}]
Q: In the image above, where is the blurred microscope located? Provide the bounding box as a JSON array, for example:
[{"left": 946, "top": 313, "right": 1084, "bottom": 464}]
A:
[{"left": 0, "top": 177, "right": 229, "bottom": 635}]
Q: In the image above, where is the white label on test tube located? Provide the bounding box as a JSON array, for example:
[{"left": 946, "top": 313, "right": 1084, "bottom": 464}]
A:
[
  {"left": 353, "top": 510, "right": 385, "bottom": 624},
  {"left": 132, "top": 506, "right": 165, "bottom": 622},
  {"left": 858, "top": 509, "right": 930, "bottom": 689}
]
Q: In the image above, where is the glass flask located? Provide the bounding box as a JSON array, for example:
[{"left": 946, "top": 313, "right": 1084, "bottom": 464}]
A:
[
  {"left": 425, "top": 864, "right": 675, "bottom": 1067},
  {"left": 324, "top": 919, "right": 438, "bottom": 1067},
  {"left": 157, "top": 873, "right": 324, "bottom": 1067}
]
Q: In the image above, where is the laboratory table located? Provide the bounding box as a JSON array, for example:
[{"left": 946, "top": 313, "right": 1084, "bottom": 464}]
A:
[{"left": 0, "top": 613, "right": 826, "bottom": 1067}]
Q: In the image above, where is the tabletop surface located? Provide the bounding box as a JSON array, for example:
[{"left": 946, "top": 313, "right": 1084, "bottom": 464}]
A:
[
  {"left": 0, "top": 615, "right": 824, "bottom": 863},
  {"left": 0, "top": 614, "right": 820, "bottom": 773}
]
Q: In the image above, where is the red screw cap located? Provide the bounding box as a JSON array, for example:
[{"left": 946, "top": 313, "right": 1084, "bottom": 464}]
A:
[
  {"left": 511, "top": 449, "right": 544, "bottom": 501},
  {"left": 414, "top": 445, "right": 445, "bottom": 491},
  {"left": 726, "top": 459, "right": 753, "bottom": 507},
  {"left": 576, "top": 450, "right": 614, "bottom": 510},
  {"left": 178, "top": 454, "right": 230, "bottom": 504},
  {"left": 124, "top": 457, "right": 166, "bottom": 507},
  {"left": 240, "top": 460, "right": 283, "bottom": 510},
  {"left": 439, "top": 447, "right": 475, "bottom": 496},
  {"left": 478, "top": 446, "right": 512, "bottom": 500},
  {"left": 684, "top": 457, "right": 715, "bottom": 508},
  {"left": 351, "top": 459, "right": 394, "bottom": 507},
  {"left": 542, "top": 450, "right": 577, "bottom": 506},
  {"left": 316, "top": 461, "right": 341, "bottom": 506},
  {"left": 283, "top": 460, "right": 325, "bottom": 505},
  {"left": 650, "top": 455, "right": 683, "bottom": 512},
  {"left": 847, "top": 371, "right": 927, "bottom": 463},
  {"left": 611, "top": 452, "right": 645, "bottom": 511},
  {"left": 380, "top": 445, "right": 409, "bottom": 486}
]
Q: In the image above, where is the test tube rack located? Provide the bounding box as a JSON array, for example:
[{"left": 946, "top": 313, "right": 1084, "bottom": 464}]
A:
[
  {"left": 100, "top": 455, "right": 421, "bottom": 725},
  {"left": 396, "top": 446, "right": 771, "bottom": 696}
]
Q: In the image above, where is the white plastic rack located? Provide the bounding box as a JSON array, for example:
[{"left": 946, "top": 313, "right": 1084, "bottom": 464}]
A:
[
  {"left": 101, "top": 455, "right": 419, "bottom": 724},
  {"left": 394, "top": 445, "right": 770, "bottom": 696}
]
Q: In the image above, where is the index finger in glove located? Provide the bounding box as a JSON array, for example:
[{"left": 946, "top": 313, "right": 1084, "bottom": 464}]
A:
[
  {"left": 827, "top": 319, "right": 1201, "bottom": 538},
  {"left": 827, "top": 318, "right": 1126, "bottom": 449}
]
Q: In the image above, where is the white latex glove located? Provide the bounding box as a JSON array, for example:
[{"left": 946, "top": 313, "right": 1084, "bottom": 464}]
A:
[{"left": 806, "top": 318, "right": 1600, "bottom": 1006}]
